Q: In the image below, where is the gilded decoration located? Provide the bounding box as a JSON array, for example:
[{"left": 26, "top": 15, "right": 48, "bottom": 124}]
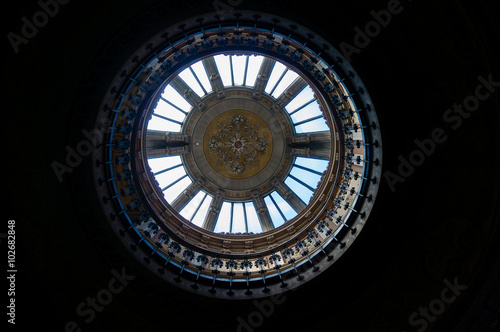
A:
[{"left": 203, "top": 110, "right": 273, "bottom": 179}]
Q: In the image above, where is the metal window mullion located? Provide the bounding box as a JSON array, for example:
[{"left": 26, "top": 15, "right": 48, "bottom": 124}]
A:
[
  {"left": 229, "top": 55, "right": 235, "bottom": 86},
  {"left": 293, "top": 114, "right": 323, "bottom": 127},
  {"left": 269, "top": 68, "right": 289, "bottom": 96},
  {"left": 268, "top": 194, "right": 287, "bottom": 223},
  {"left": 160, "top": 96, "right": 188, "bottom": 115},
  {"left": 191, "top": 192, "right": 208, "bottom": 220},
  {"left": 288, "top": 174, "right": 315, "bottom": 192},
  {"left": 292, "top": 163, "right": 324, "bottom": 176},
  {"left": 152, "top": 113, "right": 183, "bottom": 126},
  {"left": 288, "top": 98, "right": 316, "bottom": 116},
  {"left": 189, "top": 66, "right": 208, "bottom": 96},
  {"left": 242, "top": 55, "right": 250, "bottom": 86},
  {"left": 153, "top": 163, "right": 183, "bottom": 176},
  {"left": 162, "top": 174, "right": 188, "bottom": 191},
  {"left": 229, "top": 202, "right": 234, "bottom": 233},
  {"left": 243, "top": 202, "right": 249, "bottom": 233}
]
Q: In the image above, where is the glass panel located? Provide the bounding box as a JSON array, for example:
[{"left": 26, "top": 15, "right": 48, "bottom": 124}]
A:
[
  {"left": 232, "top": 55, "right": 247, "bottom": 86},
  {"left": 285, "top": 86, "right": 315, "bottom": 113},
  {"left": 290, "top": 167, "right": 322, "bottom": 189},
  {"left": 161, "top": 85, "right": 192, "bottom": 112},
  {"left": 271, "top": 70, "right": 299, "bottom": 98},
  {"left": 264, "top": 196, "right": 285, "bottom": 228},
  {"left": 190, "top": 60, "right": 213, "bottom": 94},
  {"left": 178, "top": 68, "right": 203, "bottom": 97},
  {"left": 285, "top": 176, "right": 313, "bottom": 204},
  {"left": 295, "top": 157, "right": 329, "bottom": 172},
  {"left": 214, "top": 202, "right": 232, "bottom": 233},
  {"left": 191, "top": 194, "right": 213, "bottom": 227},
  {"left": 295, "top": 117, "right": 329, "bottom": 133},
  {"left": 154, "top": 164, "right": 186, "bottom": 188},
  {"left": 271, "top": 191, "right": 297, "bottom": 220},
  {"left": 163, "top": 176, "right": 192, "bottom": 203},
  {"left": 154, "top": 99, "right": 186, "bottom": 123},
  {"left": 290, "top": 102, "right": 322, "bottom": 123},
  {"left": 232, "top": 203, "right": 246, "bottom": 233},
  {"left": 180, "top": 190, "right": 205, "bottom": 220},
  {"left": 147, "top": 156, "right": 182, "bottom": 174},
  {"left": 245, "top": 202, "right": 262, "bottom": 233},
  {"left": 146, "top": 115, "right": 181, "bottom": 132},
  {"left": 264, "top": 61, "right": 287, "bottom": 94},
  {"left": 245, "top": 55, "right": 264, "bottom": 87},
  {"left": 214, "top": 54, "right": 232, "bottom": 87}
]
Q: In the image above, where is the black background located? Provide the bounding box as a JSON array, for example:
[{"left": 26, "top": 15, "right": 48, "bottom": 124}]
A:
[{"left": 3, "top": 0, "right": 500, "bottom": 331}]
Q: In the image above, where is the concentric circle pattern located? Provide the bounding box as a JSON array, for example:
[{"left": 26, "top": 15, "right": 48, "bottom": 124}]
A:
[{"left": 93, "top": 12, "right": 382, "bottom": 298}]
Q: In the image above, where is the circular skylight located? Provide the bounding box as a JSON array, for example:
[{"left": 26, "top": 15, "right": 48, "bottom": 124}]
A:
[{"left": 145, "top": 54, "right": 331, "bottom": 234}]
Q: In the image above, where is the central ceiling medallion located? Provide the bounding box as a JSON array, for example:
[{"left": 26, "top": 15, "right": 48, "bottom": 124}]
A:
[{"left": 204, "top": 110, "right": 273, "bottom": 179}]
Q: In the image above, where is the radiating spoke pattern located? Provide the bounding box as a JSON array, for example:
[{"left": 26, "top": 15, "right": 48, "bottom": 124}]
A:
[{"left": 146, "top": 54, "right": 331, "bottom": 234}]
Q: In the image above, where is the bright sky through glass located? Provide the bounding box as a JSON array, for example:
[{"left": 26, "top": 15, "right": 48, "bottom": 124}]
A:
[
  {"left": 265, "top": 61, "right": 287, "bottom": 94},
  {"left": 147, "top": 54, "right": 331, "bottom": 234},
  {"left": 284, "top": 177, "right": 313, "bottom": 204},
  {"left": 270, "top": 191, "right": 297, "bottom": 220},
  {"left": 232, "top": 203, "right": 246, "bottom": 233},
  {"left": 178, "top": 67, "right": 204, "bottom": 97},
  {"left": 214, "top": 202, "right": 232, "bottom": 233},
  {"left": 245, "top": 202, "right": 262, "bottom": 233},
  {"left": 191, "top": 194, "right": 213, "bottom": 227},
  {"left": 295, "top": 156, "right": 329, "bottom": 172},
  {"left": 180, "top": 190, "right": 206, "bottom": 220}
]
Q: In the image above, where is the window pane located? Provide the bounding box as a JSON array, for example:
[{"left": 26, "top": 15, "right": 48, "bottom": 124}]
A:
[
  {"left": 245, "top": 202, "right": 262, "bottom": 233},
  {"left": 214, "top": 202, "right": 232, "bottom": 233},
  {"left": 191, "top": 194, "right": 213, "bottom": 227},
  {"left": 264, "top": 196, "right": 285, "bottom": 228},
  {"left": 191, "top": 60, "right": 213, "bottom": 94},
  {"left": 295, "top": 117, "right": 329, "bottom": 133},
  {"left": 285, "top": 86, "right": 314, "bottom": 113},
  {"left": 271, "top": 191, "right": 297, "bottom": 220},
  {"left": 147, "top": 115, "right": 181, "bottom": 132},
  {"left": 232, "top": 55, "right": 247, "bottom": 86},
  {"left": 154, "top": 164, "right": 186, "bottom": 188},
  {"left": 265, "top": 61, "right": 287, "bottom": 94},
  {"left": 290, "top": 167, "right": 322, "bottom": 189},
  {"left": 271, "top": 71, "right": 299, "bottom": 98},
  {"left": 290, "top": 102, "right": 322, "bottom": 123},
  {"left": 154, "top": 99, "right": 186, "bottom": 123},
  {"left": 163, "top": 176, "right": 192, "bottom": 204},
  {"left": 245, "top": 55, "right": 264, "bottom": 87},
  {"left": 178, "top": 68, "right": 204, "bottom": 97},
  {"left": 147, "top": 156, "right": 182, "bottom": 174},
  {"left": 180, "top": 191, "right": 205, "bottom": 220},
  {"left": 294, "top": 157, "right": 329, "bottom": 173},
  {"left": 232, "top": 203, "right": 246, "bottom": 233},
  {"left": 285, "top": 177, "right": 313, "bottom": 204},
  {"left": 214, "top": 54, "right": 232, "bottom": 87},
  {"left": 161, "top": 85, "right": 192, "bottom": 112}
]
